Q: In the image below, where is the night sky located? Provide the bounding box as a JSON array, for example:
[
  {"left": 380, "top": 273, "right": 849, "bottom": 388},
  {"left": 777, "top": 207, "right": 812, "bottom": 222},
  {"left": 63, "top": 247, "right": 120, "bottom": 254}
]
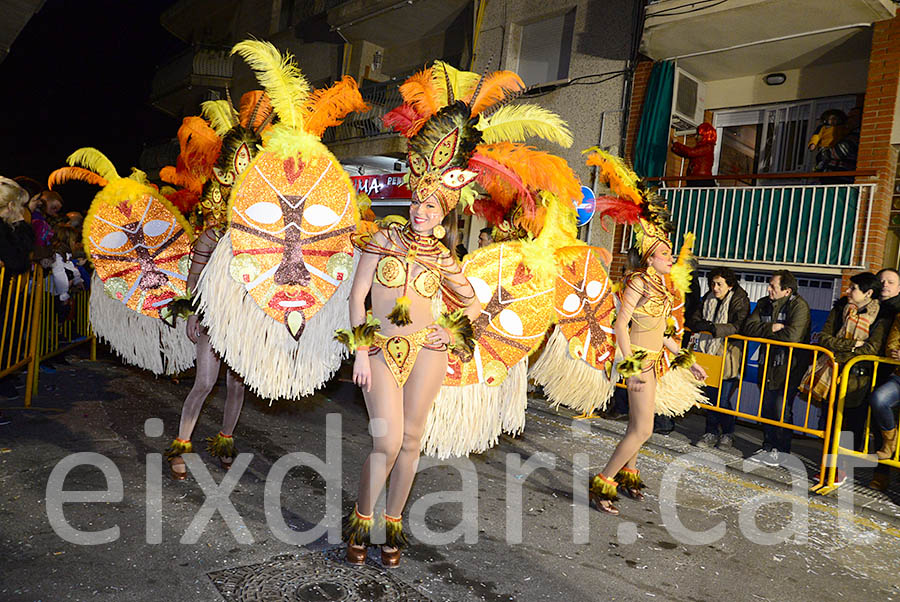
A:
[{"left": 0, "top": 0, "right": 185, "bottom": 211}]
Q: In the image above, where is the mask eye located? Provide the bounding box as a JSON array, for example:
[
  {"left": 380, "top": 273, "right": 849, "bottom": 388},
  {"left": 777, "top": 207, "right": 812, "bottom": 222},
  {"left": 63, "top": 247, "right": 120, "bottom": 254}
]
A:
[
  {"left": 467, "top": 276, "right": 493, "bottom": 304},
  {"left": 213, "top": 166, "right": 234, "bottom": 186},
  {"left": 304, "top": 204, "right": 340, "bottom": 227},
  {"left": 440, "top": 168, "right": 478, "bottom": 190},
  {"left": 100, "top": 231, "right": 128, "bottom": 250},
  {"left": 431, "top": 127, "right": 459, "bottom": 168},
  {"left": 497, "top": 308, "right": 523, "bottom": 336},
  {"left": 234, "top": 143, "right": 251, "bottom": 174},
  {"left": 142, "top": 219, "right": 170, "bottom": 237},
  {"left": 245, "top": 201, "right": 283, "bottom": 224},
  {"left": 586, "top": 280, "right": 605, "bottom": 302},
  {"left": 562, "top": 293, "right": 580, "bottom": 313},
  {"left": 408, "top": 152, "right": 427, "bottom": 176}
]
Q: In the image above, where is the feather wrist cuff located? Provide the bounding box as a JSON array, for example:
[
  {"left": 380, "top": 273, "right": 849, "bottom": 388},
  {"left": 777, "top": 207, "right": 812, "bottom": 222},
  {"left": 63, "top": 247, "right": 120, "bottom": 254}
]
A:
[
  {"left": 589, "top": 473, "right": 619, "bottom": 501},
  {"left": 158, "top": 293, "right": 196, "bottom": 328},
  {"left": 436, "top": 310, "right": 476, "bottom": 354},
  {"left": 670, "top": 348, "right": 695, "bottom": 370},
  {"left": 384, "top": 513, "right": 409, "bottom": 549},
  {"left": 342, "top": 505, "right": 374, "bottom": 546},
  {"left": 335, "top": 314, "right": 381, "bottom": 353},
  {"left": 616, "top": 349, "right": 648, "bottom": 378}
]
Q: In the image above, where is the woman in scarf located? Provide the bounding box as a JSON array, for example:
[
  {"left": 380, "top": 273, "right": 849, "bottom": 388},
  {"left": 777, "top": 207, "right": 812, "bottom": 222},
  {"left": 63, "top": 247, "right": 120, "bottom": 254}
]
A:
[
  {"left": 801, "top": 272, "right": 887, "bottom": 454},
  {"left": 688, "top": 267, "right": 750, "bottom": 449}
]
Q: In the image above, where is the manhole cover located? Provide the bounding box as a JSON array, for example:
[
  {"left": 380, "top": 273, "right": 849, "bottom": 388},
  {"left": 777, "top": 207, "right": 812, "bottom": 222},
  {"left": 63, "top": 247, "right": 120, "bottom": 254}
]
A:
[{"left": 208, "top": 550, "right": 432, "bottom": 601}]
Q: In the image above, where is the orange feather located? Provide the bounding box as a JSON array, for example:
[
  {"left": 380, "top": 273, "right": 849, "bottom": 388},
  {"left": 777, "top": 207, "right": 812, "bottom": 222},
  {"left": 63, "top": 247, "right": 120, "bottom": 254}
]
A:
[
  {"left": 303, "top": 76, "right": 370, "bottom": 137},
  {"left": 239, "top": 91, "right": 274, "bottom": 131},
  {"left": 400, "top": 67, "right": 440, "bottom": 120},
  {"left": 48, "top": 167, "right": 108, "bottom": 190},
  {"left": 467, "top": 71, "right": 525, "bottom": 116},
  {"left": 474, "top": 142, "right": 581, "bottom": 207}
]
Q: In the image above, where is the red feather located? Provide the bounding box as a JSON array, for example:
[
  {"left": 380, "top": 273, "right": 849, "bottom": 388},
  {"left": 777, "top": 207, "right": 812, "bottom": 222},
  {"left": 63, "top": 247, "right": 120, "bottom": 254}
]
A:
[
  {"left": 468, "top": 153, "right": 536, "bottom": 217},
  {"left": 594, "top": 195, "right": 641, "bottom": 231},
  {"left": 471, "top": 197, "right": 508, "bottom": 226},
  {"left": 383, "top": 104, "right": 423, "bottom": 138}
]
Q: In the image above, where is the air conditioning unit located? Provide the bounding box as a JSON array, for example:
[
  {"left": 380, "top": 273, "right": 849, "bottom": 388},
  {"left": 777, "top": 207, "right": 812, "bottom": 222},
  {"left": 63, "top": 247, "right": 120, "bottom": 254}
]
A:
[{"left": 671, "top": 67, "right": 707, "bottom": 129}]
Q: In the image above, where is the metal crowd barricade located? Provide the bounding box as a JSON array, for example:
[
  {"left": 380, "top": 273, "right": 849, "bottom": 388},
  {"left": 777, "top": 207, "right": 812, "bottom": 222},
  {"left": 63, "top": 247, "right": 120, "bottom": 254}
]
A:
[
  {"left": 697, "top": 334, "right": 838, "bottom": 490},
  {"left": 815, "top": 354, "right": 900, "bottom": 495},
  {"left": 0, "top": 265, "right": 43, "bottom": 407},
  {"left": 33, "top": 272, "right": 96, "bottom": 391}
]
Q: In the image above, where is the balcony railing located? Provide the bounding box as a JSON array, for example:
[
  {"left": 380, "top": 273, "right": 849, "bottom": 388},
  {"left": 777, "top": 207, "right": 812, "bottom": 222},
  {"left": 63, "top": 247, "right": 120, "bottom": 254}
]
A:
[
  {"left": 621, "top": 176, "right": 876, "bottom": 269},
  {"left": 322, "top": 81, "right": 404, "bottom": 144},
  {"left": 151, "top": 44, "right": 232, "bottom": 101}
]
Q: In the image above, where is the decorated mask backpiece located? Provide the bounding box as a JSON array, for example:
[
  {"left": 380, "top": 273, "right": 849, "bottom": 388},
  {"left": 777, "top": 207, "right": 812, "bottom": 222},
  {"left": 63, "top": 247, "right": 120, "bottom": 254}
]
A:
[
  {"left": 229, "top": 150, "right": 356, "bottom": 339},
  {"left": 444, "top": 242, "right": 555, "bottom": 387},
  {"left": 88, "top": 192, "right": 193, "bottom": 322},
  {"left": 553, "top": 246, "right": 616, "bottom": 371},
  {"left": 198, "top": 128, "right": 259, "bottom": 232}
]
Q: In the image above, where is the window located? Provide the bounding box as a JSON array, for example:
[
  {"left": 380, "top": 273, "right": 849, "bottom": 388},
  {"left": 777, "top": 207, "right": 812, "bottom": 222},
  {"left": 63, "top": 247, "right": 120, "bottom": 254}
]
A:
[
  {"left": 517, "top": 9, "right": 576, "bottom": 88},
  {"left": 712, "top": 95, "right": 858, "bottom": 184}
]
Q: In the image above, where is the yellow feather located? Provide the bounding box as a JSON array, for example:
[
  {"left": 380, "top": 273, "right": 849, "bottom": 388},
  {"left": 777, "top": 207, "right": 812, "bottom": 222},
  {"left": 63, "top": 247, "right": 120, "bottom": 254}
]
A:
[
  {"left": 431, "top": 61, "right": 480, "bottom": 105},
  {"left": 477, "top": 104, "right": 573, "bottom": 148},
  {"left": 262, "top": 123, "right": 328, "bottom": 162},
  {"left": 669, "top": 232, "right": 696, "bottom": 295},
  {"left": 232, "top": 39, "right": 310, "bottom": 130},
  {"left": 66, "top": 148, "right": 120, "bottom": 182},
  {"left": 519, "top": 192, "right": 580, "bottom": 287},
  {"left": 201, "top": 100, "right": 237, "bottom": 136}
]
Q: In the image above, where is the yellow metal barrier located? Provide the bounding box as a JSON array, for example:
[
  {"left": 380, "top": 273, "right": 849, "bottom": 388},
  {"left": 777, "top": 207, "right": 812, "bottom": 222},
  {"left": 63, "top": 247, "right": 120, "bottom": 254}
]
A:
[
  {"left": 0, "top": 265, "right": 42, "bottom": 406},
  {"left": 32, "top": 273, "right": 96, "bottom": 391},
  {"left": 697, "top": 334, "right": 838, "bottom": 490},
  {"left": 816, "top": 354, "right": 900, "bottom": 495}
]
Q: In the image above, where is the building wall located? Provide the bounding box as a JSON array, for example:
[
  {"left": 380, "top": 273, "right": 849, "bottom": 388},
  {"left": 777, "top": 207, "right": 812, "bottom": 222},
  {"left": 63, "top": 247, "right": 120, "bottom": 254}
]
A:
[
  {"left": 703, "top": 59, "right": 870, "bottom": 110},
  {"left": 476, "top": 0, "right": 632, "bottom": 251},
  {"left": 854, "top": 13, "right": 900, "bottom": 284}
]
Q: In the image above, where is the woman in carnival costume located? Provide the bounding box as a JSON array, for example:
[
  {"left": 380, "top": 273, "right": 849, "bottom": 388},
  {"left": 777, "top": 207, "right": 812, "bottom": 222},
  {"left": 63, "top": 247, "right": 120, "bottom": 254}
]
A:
[
  {"left": 584, "top": 149, "right": 707, "bottom": 515},
  {"left": 339, "top": 59, "right": 585, "bottom": 565},
  {"left": 159, "top": 90, "right": 274, "bottom": 478}
]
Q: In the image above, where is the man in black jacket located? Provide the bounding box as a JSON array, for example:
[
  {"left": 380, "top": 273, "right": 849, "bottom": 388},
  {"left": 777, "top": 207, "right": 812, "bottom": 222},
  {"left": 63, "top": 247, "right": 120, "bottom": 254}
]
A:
[{"left": 743, "top": 270, "right": 812, "bottom": 466}]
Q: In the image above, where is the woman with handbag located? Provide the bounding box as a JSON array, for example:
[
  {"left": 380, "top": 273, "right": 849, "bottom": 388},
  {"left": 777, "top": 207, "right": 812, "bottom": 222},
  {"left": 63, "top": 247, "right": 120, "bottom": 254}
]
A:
[{"left": 800, "top": 272, "right": 888, "bottom": 454}]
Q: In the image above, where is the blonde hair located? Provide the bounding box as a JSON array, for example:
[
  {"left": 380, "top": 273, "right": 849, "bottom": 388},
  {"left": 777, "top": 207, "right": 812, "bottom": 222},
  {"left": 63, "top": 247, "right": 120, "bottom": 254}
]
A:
[{"left": 0, "top": 176, "right": 28, "bottom": 224}]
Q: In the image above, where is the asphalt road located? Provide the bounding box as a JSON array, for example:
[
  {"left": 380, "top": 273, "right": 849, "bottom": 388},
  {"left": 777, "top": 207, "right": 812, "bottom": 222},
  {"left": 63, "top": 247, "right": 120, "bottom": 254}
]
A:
[{"left": 2, "top": 351, "right": 900, "bottom": 601}]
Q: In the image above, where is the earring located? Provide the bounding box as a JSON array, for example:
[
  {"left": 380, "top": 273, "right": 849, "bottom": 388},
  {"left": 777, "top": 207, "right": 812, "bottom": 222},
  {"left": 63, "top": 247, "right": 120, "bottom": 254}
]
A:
[
  {"left": 432, "top": 225, "right": 445, "bottom": 239},
  {"left": 646, "top": 264, "right": 657, "bottom": 277}
]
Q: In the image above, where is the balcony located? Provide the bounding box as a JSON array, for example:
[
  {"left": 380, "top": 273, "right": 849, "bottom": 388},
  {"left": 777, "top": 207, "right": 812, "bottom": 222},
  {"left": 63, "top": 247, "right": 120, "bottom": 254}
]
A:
[
  {"left": 150, "top": 44, "right": 232, "bottom": 117},
  {"left": 322, "top": 81, "right": 404, "bottom": 144},
  {"left": 624, "top": 173, "right": 877, "bottom": 271},
  {"left": 641, "top": 0, "right": 894, "bottom": 80},
  {"left": 664, "top": 183, "right": 873, "bottom": 269}
]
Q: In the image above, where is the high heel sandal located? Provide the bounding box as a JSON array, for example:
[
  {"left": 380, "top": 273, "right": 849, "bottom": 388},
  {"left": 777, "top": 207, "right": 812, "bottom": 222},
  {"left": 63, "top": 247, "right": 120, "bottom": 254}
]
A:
[
  {"left": 165, "top": 438, "right": 192, "bottom": 481},
  {"left": 615, "top": 467, "right": 646, "bottom": 501},
  {"left": 342, "top": 505, "right": 373, "bottom": 566},
  {"left": 381, "top": 513, "right": 408, "bottom": 568},
  {"left": 588, "top": 473, "right": 619, "bottom": 515}
]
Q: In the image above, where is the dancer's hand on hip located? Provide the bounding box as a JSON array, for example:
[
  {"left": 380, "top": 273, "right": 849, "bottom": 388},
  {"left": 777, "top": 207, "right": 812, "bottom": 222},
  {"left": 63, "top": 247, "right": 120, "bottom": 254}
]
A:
[
  {"left": 186, "top": 315, "right": 202, "bottom": 343},
  {"left": 353, "top": 352, "right": 372, "bottom": 392},
  {"left": 427, "top": 324, "right": 451, "bottom": 346},
  {"left": 627, "top": 375, "right": 645, "bottom": 393}
]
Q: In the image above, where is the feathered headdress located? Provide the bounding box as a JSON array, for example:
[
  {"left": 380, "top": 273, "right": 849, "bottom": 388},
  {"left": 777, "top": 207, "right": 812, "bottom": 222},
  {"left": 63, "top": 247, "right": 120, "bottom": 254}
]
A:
[
  {"left": 383, "top": 61, "right": 580, "bottom": 232},
  {"left": 584, "top": 147, "right": 694, "bottom": 292}
]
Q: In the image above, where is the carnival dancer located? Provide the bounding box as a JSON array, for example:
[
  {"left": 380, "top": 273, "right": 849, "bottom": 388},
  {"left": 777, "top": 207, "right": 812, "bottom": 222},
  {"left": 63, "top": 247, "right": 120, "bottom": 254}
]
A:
[
  {"left": 337, "top": 100, "right": 482, "bottom": 567},
  {"left": 160, "top": 91, "right": 273, "bottom": 479},
  {"left": 193, "top": 39, "right": 368, "bottom": 402},
  {"left": 584, "top": 149, "right": 708, "bottom": 515}
]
